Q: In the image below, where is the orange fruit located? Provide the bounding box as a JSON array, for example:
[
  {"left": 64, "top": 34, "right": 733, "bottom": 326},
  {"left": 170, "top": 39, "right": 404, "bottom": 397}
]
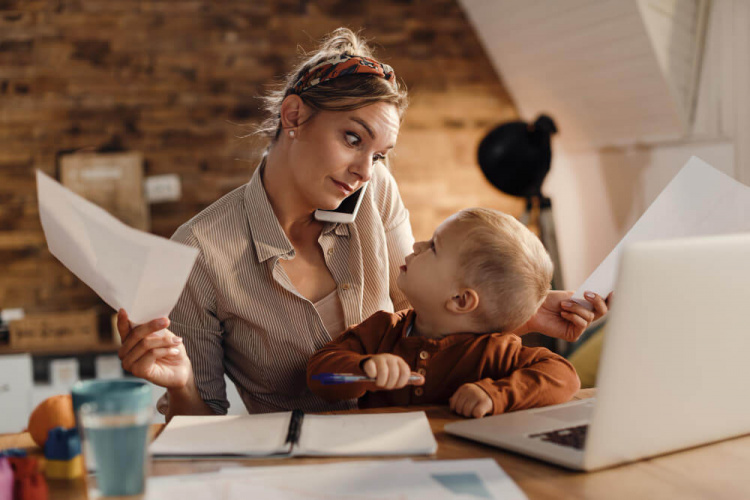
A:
[{"left": 27, "top": 394, "right": 76, "bottom": 447}]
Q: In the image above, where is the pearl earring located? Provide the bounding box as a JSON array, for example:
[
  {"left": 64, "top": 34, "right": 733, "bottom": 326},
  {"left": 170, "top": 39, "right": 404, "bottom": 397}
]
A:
[{"left": 288, "top": 130, "right": 295, "bottom": 138}]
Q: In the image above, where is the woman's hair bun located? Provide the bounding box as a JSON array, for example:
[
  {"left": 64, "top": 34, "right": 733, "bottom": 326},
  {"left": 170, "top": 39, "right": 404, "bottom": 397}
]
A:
[{"left": 315, "top": 27, "right": 373, "bottom": 58}]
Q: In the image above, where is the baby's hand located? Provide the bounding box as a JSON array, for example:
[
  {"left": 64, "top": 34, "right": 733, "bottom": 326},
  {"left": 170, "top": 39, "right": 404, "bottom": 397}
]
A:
[
  {"left": 362, "top": 354, "right": 424, "bottom": 390},
  {"left": 449, "top": 383, "right": 493, "bottom": 418}
]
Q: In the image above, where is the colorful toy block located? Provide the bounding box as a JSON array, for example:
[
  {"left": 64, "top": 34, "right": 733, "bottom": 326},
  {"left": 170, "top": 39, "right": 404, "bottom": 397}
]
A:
[
  {"left": 0, "top": 449, "right": 27, "bottom": 458},
  {"left": 43, "top": 427, "right": 80, "bottom": 461},
  {"left": 8, "top": 456, "right": 48, "bottom": 500},
  {"left": 0, "top": 457, "right": 13, "bottom": 500},
  {"left": 43, "top": 427, "right": 83, "bottom": 480},
  {"left": 43, "top": 455, "right": 84, "bottom": 480}
]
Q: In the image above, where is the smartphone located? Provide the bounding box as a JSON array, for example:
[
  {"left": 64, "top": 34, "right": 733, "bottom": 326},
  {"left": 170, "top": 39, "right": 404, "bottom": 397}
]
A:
[{"left": 314, "top": 183, "right": 368, "bottom": 223}]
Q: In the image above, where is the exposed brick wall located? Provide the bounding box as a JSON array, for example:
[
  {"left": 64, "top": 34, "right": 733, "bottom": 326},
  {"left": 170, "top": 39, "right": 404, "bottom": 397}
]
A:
[{"left": 0, "top": 0, "right": 521, "bottom": 319}]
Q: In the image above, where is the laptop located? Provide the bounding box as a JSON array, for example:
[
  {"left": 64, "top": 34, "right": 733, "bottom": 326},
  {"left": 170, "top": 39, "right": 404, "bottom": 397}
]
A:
[{"left": 445, "top": 233, "right": 750, "bottom": 471}]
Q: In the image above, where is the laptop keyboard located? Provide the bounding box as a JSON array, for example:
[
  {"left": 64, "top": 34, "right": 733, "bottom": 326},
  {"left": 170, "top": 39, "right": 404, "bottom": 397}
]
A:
[{"left": 529, "top": 424, "right": 589, "bottom": 450}]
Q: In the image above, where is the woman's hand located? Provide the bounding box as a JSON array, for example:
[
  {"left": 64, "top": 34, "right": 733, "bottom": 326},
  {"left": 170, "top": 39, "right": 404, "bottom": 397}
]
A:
[
  {"left": 117, "top": 309, "right": 192, "bottom": 390},
  {"left": 517, "top": 291, "right": 611, "bottom": 342},
  {"left": 362, "top": 354, "right": 425, "bottom": 390}
]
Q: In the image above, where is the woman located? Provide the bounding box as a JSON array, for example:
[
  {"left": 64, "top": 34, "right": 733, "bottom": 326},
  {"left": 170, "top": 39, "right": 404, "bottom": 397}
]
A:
[{"left": 117, "top": 28, "right": 609, "bottom": 419}]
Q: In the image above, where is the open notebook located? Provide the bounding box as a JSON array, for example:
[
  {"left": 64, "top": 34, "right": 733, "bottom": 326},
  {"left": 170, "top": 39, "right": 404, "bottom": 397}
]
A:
[{"left": 150, "top": 410, "right": 438, "bottom": 458}]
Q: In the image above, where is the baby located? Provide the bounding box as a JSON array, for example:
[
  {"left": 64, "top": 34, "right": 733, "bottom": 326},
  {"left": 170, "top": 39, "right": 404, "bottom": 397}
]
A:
[{"left": 307, "top": 208, "right": 580, "bottom": 418}]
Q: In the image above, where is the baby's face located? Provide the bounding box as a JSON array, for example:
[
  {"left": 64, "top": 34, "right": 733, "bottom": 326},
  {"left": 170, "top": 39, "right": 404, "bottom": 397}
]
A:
[{"left": 396, "top": 215, "right": 470, "bottom": 315}]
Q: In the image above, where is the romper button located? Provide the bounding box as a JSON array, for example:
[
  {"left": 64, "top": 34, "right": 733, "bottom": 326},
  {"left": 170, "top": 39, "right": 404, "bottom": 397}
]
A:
[
  {"left": 419, "top": 351, "right": 429, "bottom": 360},
  {"left": 414, "top": 387, "right": 424, "bottom": 397},
  {"left": 341, "top": 283, "right": 350, "bottom": 290},
  {"left": 327, "top": 248, "right": 334, "bottom": 256},
  {"left": 417, "top": 368, "right": 427, "bottom": 376}
]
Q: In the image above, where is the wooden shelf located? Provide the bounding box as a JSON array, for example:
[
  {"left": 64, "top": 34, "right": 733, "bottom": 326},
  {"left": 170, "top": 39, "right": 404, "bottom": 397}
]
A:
[{"left": 0, "top": 342, "right": 120, "bottom": 357}]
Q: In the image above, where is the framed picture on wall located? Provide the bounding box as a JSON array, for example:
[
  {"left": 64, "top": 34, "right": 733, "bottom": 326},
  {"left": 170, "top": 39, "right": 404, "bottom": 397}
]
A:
[{"left": 59, "top": 151, "right": 150, "bottom": 232}]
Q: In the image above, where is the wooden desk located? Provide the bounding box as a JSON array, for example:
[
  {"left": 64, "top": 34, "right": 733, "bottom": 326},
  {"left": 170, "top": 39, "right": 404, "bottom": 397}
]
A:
[{"left": 2, "top": 389, "right": 749, "bottom": 499}]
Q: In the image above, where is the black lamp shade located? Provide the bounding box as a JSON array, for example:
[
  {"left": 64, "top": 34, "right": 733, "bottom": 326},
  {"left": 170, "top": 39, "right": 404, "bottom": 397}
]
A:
[{"left": 477, "top": 114, "right": 557, "bottom": 198}]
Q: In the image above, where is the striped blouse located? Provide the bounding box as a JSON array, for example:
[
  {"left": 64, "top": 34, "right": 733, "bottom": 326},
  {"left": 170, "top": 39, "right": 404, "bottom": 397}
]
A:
[{"left": 162, "top": 161, "right": 414, "bottom": 415}]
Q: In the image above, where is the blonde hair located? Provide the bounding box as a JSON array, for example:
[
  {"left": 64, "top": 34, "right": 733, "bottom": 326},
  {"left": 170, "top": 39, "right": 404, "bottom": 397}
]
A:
[
  {"left": 257, "top": 28, "right": 409, "bottom": 157},
  {"left": 455, "top": 208, "right": 553, "bottom": 333}
]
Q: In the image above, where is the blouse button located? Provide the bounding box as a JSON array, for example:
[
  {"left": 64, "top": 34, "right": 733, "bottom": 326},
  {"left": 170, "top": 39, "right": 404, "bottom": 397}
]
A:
[
  {"left": 414, "top": 387, "right": 424, "bottom": 397},
  {"left": 327, "top": 248, "right": 334, "bottom": 256},
  {"left": 341, "top": 283, "right": 350, "bottom": 291},
  {"left": 419, "top": 350, "right": 429, "bottom": 360},
  {"left": 417, "top": 368, "right": 427, "bottom": 376}
]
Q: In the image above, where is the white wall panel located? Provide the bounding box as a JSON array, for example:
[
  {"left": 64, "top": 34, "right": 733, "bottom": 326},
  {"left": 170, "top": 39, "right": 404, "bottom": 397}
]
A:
[{"left": 458, "top": 0, "right": 705, "bottom": 148}]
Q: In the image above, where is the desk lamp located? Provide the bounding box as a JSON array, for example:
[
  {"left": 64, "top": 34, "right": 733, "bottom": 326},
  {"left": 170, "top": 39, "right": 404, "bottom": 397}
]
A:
[{"left": 477, "top": 114, "right": 563, "bottom": 291}]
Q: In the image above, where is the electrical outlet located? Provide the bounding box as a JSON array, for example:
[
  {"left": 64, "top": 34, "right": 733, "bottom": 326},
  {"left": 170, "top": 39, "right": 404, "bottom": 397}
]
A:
[
  {"left": 145, "top": 174, "right": 182, "bottom": 203},
  {"left": 0, "top": 308, "right": 24, "bottom": 323}
]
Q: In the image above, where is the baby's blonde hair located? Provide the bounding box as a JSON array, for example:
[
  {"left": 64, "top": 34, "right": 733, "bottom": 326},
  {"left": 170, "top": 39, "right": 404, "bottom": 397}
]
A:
[{"left": 454, "top": 208, "right": 553, "bottom": 333}]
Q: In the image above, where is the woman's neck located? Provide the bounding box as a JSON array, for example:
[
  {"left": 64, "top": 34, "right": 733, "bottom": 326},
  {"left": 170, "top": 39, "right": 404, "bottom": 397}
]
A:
[{"left": 262, "top": 148, "right": 321, "bottom": 238}]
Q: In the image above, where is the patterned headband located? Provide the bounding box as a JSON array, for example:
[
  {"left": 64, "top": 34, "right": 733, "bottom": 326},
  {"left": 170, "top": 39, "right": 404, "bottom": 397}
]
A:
[{"left": 291, "top": 53, "right": 396, "bottom": 95}]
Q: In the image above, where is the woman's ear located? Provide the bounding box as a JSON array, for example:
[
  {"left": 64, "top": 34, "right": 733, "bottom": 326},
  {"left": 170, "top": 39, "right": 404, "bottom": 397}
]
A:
[
  {"left": 279, "top": 94, "right": 308, "bottom": 131},
  {"left": 446, "top": 288, "right": 480, "bottom": 315}
]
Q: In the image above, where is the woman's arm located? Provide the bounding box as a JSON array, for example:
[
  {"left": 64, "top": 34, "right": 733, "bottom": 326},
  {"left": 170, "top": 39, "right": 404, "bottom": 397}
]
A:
[
  {"left": 165, "top": 232, "right": 230, "bottom": 416},
  {"left": 116, "top": 311, "right": 218, "bottom": 421},
  {"left": 513, "top": 291, "right": 611, "bottom": 342},
  {"left": 119, "top": 225, "right": 230, "bottom": 417},
  {"left": 165, "top": 372, "right": 216, "bottom": 421}
]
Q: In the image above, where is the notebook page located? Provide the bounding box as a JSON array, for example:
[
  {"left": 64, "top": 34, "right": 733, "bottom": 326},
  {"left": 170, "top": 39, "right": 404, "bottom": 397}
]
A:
[
  {"left": 297, "top": 411, "right": 437, "bottom": 456},
  {"left": 150, "top": 413, "right": 292, "bottom": 457}
]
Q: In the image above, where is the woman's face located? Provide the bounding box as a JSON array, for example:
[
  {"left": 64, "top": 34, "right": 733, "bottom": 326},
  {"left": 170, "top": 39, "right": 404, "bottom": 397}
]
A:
[{"left": 287, "top": 101, "right": 400, "bottom": 211}]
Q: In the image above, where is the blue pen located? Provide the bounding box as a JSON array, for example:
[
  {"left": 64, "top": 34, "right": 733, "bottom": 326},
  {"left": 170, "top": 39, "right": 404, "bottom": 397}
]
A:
[{"left": 311, "top": 372, "right": 424, "bottom": 385}]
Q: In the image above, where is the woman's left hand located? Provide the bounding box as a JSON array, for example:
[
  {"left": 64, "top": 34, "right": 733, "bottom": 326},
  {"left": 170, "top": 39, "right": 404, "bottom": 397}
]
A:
[{"left": 516, "top": 290, "right": 611, "bottom": 342}]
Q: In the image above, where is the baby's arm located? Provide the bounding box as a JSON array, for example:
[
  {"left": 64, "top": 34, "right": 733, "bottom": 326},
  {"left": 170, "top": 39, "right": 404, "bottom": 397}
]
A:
[
  {"left": 456, "top": 335, "right": 580, "bottom": 417},
  {"left": 449, "top": 383, "right": 494, "bottom": 418},
  {"left": 361, "top": 354, "right": 423, "bottom": 390},
  {"left": 307, "top": 311, "right": 422, "bottom": 401},
  {"left": 307, "top": 326, "right": 375, "bottom": 402}
]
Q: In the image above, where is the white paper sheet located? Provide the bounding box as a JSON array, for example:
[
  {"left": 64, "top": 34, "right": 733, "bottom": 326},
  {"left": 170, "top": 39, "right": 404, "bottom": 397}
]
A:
[
  {"left": 574, "top": 157, "right": 750, "bottom": 305},
  {"left": 146, "top": 458, "right": 527, "bottom": 500},
  {"left": 36, "top": 170, "right": 198, "bottom": 325}
]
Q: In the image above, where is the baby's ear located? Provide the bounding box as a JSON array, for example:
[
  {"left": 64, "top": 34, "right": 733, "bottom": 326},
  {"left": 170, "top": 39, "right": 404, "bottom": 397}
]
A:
[{"left": 446, "top": 288, "right": 480, "bottom": 314}]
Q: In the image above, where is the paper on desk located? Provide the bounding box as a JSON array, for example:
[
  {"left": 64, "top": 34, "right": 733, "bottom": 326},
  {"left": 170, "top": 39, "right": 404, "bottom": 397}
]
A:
[
  {"left": 574, "top": 157, "right": 750, "bottom": 306},
  {"left": 36, "top": 170, "right": 198, "bottom": 325},
  {"left": 146, "top": 459, "right": 527, "bottom": 500}
]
